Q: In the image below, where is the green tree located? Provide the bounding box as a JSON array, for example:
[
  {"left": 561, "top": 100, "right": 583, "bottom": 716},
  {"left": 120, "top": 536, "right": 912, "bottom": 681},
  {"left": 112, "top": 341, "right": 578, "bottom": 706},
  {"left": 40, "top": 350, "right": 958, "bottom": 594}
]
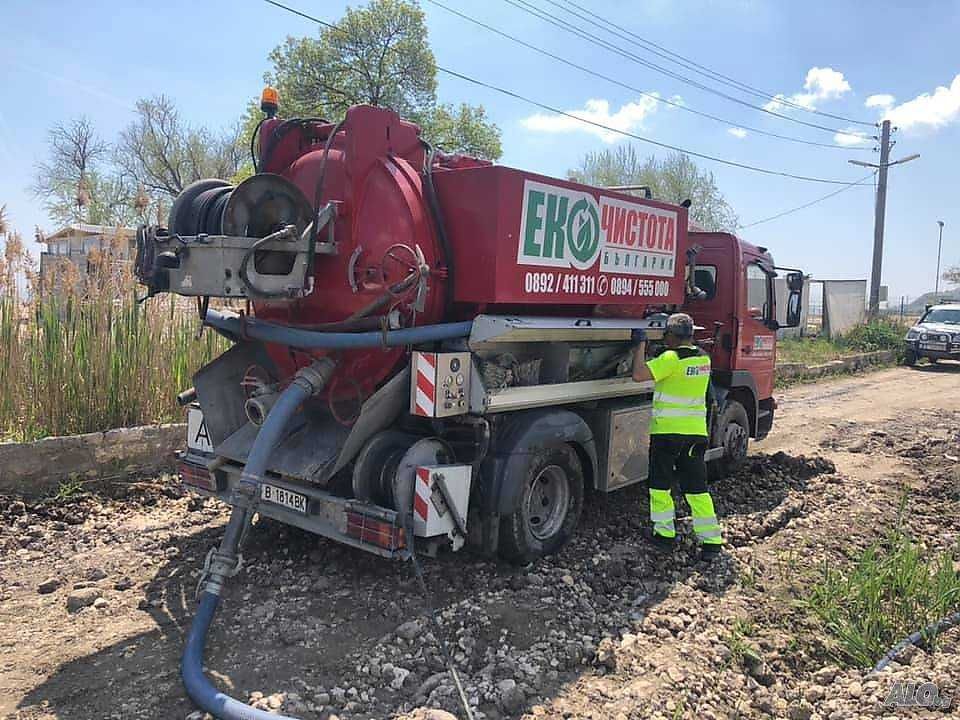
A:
[
  {"left": 569, "top": 146, "right": 739, "bottom": 232},
  {"left": 251, "top": 0, "right": 501, "bottom": 160}
]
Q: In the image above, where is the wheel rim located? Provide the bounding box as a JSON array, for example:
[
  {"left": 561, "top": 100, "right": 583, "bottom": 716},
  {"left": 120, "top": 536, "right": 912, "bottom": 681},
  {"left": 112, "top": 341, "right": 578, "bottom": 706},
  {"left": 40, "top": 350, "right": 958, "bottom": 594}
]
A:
[
  {"left": 724, "top": 422, "right": 748, "bottom": 462},
  {"left": 523, "top": 464, "right": 570, "bottom": 541}
]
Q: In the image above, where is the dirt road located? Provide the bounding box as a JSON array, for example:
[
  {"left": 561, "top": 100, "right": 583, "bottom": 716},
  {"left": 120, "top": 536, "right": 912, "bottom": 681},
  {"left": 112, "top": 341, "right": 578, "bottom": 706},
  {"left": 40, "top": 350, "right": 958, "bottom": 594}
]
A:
[{"left": 2, "top": 364, "right": 959, "bottom": 720}]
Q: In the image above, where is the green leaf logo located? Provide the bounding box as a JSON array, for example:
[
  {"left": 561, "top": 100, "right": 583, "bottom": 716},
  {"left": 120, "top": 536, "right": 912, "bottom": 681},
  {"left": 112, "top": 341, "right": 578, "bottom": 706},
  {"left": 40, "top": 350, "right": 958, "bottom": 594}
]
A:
[{"left": 566, "top": 198, "right": 601, "bottom": 269}]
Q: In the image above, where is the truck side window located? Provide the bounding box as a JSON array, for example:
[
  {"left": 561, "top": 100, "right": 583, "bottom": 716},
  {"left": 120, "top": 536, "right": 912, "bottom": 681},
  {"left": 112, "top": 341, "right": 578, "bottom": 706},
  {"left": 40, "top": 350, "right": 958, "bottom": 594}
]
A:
[
  {"left": 746, "top": 264, "right": 770, "bottom": 320},
  {"left": 694, "top": 265, "right": 717, "bottom": 300}
]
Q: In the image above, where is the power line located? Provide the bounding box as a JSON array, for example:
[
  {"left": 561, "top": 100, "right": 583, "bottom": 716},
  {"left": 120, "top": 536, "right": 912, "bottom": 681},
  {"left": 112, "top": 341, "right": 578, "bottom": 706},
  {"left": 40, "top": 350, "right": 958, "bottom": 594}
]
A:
[
  {"left": 550, "top": 0, "right": 875, "bottom": 127},
  {"left": 501, "top": 0, "right": 871, "bottom": 141},
  {"left": 425, "top": 0, "right": 869, "bottom": 151},
  {"left": 738, "top": 172, "right": 876, "bottom": 228},
  {"left": 438, "top": 68, "right": 873, "bottom": 185},
  {"left": 261, "top": 0, "right": 873, "bottom": 185}
]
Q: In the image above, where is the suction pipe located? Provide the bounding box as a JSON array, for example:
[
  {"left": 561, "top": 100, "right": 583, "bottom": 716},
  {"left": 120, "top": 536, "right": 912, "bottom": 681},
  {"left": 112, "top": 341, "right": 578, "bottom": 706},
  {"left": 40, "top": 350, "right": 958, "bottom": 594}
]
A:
[{"left": 181, "top": 358, "right": 335, "bottom": 720}]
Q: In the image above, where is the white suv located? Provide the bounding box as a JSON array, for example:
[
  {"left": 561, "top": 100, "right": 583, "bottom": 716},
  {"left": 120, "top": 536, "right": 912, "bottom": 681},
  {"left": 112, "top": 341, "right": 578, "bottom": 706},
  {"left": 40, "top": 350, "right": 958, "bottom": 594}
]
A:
[{"left": 904, "top": 303, "right": 960, "bottom": 365}]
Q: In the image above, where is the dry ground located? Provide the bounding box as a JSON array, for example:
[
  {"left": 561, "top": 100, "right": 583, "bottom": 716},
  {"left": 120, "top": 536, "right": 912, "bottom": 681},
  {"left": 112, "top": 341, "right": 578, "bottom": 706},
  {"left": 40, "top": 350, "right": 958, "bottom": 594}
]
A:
[{"left": 2, "top": 364, "right": 959, "bottom": 720}]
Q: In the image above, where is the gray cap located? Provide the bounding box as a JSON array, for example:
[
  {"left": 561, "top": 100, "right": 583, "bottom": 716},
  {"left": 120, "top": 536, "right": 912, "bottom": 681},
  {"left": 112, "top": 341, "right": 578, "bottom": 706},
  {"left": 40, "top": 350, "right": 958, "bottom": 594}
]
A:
[{"left": 665, "top": 312, "right": 695, "bottom": 339}]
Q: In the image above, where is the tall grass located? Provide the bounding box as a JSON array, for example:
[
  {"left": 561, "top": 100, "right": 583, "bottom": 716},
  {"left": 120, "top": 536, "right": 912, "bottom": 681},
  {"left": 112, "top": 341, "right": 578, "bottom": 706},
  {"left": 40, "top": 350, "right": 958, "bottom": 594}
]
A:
[
  {"left": 806, "top": 528, "right": 960, "bottom": 668},
  {"left": 0, "top": 228, "right": 224, "bottom": 441},
  {"left": 778, "top": 320, "right": 910, "bottom": 366}
]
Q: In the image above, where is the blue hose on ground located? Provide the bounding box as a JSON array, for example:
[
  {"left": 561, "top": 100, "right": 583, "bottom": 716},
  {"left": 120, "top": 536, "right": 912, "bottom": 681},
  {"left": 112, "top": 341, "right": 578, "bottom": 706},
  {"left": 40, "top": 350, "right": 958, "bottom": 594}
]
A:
[
  {"left": 181, "top": 360, "right": 334, "bottom": 720},
  {"left": 872, "top": 609, "right": 960, "bottom": 672},
  {"left": 184, "top": 592, "right": 302, "bottom": 720},
  {"left": 203, "top": 308, "right": 473, "bottom": 349}
]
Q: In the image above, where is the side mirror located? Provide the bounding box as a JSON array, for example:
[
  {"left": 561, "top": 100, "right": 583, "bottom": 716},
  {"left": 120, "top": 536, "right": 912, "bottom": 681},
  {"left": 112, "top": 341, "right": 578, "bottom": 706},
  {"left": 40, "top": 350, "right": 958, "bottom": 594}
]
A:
[
  {"left": 786, "top": 271, "right": 804, "bottom": 292},
  {"left": 785, "top": 290, "right": 803, "bottom": 327}
]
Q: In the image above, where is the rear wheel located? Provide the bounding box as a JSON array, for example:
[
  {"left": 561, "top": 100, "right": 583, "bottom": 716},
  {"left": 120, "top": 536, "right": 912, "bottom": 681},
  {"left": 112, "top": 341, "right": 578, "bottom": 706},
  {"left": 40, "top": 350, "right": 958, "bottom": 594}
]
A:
[
  {"left": 500, "top": 445, "right": 584, "bottom": 564},
  {"left": 708, "top": 399, "right": 750, "bottom": 480}
]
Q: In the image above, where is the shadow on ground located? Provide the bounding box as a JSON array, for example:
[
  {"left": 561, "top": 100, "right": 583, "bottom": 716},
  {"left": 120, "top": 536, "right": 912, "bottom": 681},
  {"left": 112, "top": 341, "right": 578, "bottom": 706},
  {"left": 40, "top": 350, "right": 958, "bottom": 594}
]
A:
[{"left": 17, "top": 450, "right": 829, "bottom": 720}]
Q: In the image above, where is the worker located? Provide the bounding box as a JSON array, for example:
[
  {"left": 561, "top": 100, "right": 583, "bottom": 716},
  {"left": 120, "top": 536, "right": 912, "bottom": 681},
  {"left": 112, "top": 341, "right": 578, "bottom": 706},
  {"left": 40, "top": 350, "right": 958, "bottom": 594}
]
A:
[{"left": 631, "top": 313, "right": 723, "bottom": 561}]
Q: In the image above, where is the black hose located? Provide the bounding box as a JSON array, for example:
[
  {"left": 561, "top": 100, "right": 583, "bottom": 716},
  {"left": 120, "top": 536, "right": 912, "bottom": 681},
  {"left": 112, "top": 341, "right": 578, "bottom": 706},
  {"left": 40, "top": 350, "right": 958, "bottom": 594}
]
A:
[
  {"left": 258, "top": 117, "right": 329, "bottom": 172},
  {"left": 403, "top": 513, "right": 475, "bottom": 720},
  {"left": 421, "top": 141, "right": 456, "bottom": 319},
  {"left": 250, "top": 117, "right": 266, "bottom": 173},
  {"left": 872, "top": 609, "right": 960, "bottom": 672}
]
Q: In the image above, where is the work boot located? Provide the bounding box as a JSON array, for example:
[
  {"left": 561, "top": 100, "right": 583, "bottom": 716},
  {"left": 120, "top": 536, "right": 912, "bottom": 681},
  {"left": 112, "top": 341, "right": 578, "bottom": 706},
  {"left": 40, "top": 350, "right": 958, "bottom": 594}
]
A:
[
  {"left": 699, "top": 544, "right": 723, "bottom": 563},
  {"left": 646, "top": 530, "right": 677, "bottom": 553}
]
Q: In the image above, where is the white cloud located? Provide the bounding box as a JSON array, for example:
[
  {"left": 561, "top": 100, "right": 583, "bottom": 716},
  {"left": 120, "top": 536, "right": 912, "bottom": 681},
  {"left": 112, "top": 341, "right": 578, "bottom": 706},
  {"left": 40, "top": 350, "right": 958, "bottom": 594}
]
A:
[
  {"left": 883, "top": 74, "right": 960, "bottom": 130},
  {"left": 865, "top": 94, "right": 895, "bottom": 109},
  {"left": 521, "top": 96, "right": 660, "bottom": 143},
  {"left": 764, "top": 67, "right": 852, "bottom": 112},
  {"left": 833, "top": 127, "right": 871, "bottom": 146},
  {"left": 727, "top": 127, "right": 748, "bottom": 139}
]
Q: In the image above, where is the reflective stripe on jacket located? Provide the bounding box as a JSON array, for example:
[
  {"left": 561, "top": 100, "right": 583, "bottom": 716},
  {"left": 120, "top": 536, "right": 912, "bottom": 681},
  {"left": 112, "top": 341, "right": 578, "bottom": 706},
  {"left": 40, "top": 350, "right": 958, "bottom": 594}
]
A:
[{"left": 645, "top": 345, "right": 710, "bottom": 436}]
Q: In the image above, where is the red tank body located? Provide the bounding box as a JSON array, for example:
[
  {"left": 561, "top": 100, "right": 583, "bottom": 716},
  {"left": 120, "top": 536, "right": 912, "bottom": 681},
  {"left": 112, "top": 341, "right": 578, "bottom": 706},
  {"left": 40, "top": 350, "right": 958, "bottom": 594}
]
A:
[{"left": 252, "top": 105, "right": 689, "bottom": 393}]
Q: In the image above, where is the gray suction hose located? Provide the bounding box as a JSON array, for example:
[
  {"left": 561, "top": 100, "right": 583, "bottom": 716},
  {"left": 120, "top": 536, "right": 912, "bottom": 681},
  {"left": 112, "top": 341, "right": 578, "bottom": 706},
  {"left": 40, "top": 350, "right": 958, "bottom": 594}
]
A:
[
  {"left": 182, "top": 359, "right": 335, "bottom": 720},
  {"left": 203, "top": 308, "right": 473, "bottom": 349}
]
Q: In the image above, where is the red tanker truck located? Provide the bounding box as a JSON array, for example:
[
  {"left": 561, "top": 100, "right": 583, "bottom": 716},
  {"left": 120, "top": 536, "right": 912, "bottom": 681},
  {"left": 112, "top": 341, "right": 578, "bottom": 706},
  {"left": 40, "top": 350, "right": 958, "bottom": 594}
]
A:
[{"left": 137, "top": 101, "right": 804, "bottom": 566}]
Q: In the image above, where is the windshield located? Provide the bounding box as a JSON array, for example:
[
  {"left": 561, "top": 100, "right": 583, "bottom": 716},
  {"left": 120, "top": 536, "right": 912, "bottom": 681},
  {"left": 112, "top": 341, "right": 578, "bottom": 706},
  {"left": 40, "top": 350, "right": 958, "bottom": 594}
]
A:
[{"left": 922, "top": 308, "right": 960, "bottom": 324}]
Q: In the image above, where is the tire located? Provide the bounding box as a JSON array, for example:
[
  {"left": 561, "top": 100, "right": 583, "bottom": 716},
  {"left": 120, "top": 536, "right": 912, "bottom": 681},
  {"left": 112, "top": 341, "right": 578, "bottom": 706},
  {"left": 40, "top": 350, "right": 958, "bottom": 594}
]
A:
[
  {"left": 904, "top": 349, "right": 917, "bottom": 367},
  {"left": 708, "top": 399, "right": 750, "bottom": 480},
  {"left": 499, "top": 444, "right": 585, "bottom": 565}
]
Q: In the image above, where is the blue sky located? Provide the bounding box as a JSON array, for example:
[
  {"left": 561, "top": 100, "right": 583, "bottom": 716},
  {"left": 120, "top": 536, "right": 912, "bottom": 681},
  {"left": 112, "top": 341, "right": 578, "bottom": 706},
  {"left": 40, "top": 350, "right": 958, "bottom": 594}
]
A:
[{"left": 1, "top": 0, "right": 958, "bottom": 300}]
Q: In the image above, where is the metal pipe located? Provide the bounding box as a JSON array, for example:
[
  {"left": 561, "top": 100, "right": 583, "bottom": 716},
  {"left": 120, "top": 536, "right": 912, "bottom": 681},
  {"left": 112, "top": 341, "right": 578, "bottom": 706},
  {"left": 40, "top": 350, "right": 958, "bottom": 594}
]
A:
[
  {"left": 244, "top": 392, "right": 278, "bottom": 427},
  {"left": 181, "top": 358, "right": 335, "bottom": 720},
  {"left": 203, "top": 308, "right": 472, "bottom": 350}
]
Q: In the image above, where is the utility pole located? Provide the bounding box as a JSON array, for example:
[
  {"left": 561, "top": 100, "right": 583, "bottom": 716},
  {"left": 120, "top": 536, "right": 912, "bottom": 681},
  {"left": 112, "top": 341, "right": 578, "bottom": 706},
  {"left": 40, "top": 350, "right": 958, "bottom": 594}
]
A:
[
  {"left": 849, "top": 123, "right": 920, "bottom": 320},
  {"left": 935, "top": 220, "right": 945, "bottom": 296},
  {"left": 868, "top": 120, "right": 891, "bottom": 319}
]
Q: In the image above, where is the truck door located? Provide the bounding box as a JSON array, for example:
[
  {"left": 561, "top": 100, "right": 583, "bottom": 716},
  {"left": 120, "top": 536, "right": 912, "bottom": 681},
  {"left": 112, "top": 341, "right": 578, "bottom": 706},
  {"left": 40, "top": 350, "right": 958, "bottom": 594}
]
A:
[{"left": 737, "top": 260, "right": 776, "bottom": 398}]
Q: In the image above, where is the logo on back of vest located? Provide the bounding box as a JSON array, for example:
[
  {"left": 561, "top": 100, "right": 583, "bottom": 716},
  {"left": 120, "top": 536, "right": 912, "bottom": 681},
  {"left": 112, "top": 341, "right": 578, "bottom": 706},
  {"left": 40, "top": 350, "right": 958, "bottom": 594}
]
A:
[{"left": 686, "top": 366, "right": 711, "bottom": 376}]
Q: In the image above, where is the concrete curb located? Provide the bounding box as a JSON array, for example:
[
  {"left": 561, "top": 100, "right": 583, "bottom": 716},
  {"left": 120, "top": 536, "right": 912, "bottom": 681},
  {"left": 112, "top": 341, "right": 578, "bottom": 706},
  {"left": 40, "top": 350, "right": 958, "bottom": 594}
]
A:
[
  {"left": 0, "top": 423, "right": 185, "bottom": 498},
  {"left": 776, "top": 349, "right": 897, "bottom": 382}
]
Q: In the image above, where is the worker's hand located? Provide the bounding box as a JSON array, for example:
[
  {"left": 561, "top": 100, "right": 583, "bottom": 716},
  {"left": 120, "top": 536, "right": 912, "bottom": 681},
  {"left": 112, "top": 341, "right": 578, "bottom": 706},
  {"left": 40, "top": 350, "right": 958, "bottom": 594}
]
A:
[{"left": 630, "top": 328, "right": 647, "bottom": 346}]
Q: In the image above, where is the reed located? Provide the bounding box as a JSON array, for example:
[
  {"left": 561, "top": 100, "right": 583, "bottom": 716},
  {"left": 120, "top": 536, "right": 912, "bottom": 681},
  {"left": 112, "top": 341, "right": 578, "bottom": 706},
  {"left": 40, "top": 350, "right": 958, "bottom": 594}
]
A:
[{"left": 0, "top": 226, "right": 224, "bottom": 441}]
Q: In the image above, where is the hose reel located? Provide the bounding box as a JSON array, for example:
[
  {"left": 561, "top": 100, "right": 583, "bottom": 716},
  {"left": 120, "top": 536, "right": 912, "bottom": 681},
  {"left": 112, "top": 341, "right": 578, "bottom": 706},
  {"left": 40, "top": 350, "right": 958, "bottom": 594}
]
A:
[{"left": 136, "top": 174, "right": 336, "bottom": 299}]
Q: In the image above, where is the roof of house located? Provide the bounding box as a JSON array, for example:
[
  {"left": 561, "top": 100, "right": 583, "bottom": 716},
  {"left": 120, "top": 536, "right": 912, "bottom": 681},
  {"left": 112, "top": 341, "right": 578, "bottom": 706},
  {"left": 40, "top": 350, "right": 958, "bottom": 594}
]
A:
[{"left": 45, "top": 224, "right": 135, "bottom": 242}]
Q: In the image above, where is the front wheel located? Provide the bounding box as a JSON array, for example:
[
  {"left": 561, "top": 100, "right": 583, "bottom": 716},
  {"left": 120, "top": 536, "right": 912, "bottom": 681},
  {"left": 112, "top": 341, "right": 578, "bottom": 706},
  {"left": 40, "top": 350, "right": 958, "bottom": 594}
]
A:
[
  {"left": 708, "top": 399, "right": 750, "bottom": 480},
  {"left": 904, "top": 349, "right": 918, "bottom": 366},
  {"left": 499, "top": 445, "right": 584, "bottom": 564}
]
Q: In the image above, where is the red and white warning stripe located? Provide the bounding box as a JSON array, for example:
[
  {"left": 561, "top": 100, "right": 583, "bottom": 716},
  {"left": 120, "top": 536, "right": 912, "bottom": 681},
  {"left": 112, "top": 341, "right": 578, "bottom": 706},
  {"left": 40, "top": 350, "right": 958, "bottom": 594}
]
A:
[
  {"left": 414, "top": 352, "right": 436, "bottom": 417},
  {"left": 414, "top": 466, "right": 431, "bottom": 523}
]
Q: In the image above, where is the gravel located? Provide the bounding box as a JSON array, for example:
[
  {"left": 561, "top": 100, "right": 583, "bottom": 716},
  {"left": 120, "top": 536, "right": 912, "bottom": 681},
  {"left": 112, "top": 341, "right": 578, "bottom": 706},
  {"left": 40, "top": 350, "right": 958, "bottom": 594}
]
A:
[{"left": 3, "top": 405, "right": 959, "bottom": 719}]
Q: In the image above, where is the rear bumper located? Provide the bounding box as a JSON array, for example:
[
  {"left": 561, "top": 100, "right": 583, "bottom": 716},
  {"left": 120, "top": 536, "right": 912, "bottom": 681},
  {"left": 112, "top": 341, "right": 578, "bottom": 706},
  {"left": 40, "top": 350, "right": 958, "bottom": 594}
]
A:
[{"left": 178, "top": 452, "right": 407, "bottom": 559}]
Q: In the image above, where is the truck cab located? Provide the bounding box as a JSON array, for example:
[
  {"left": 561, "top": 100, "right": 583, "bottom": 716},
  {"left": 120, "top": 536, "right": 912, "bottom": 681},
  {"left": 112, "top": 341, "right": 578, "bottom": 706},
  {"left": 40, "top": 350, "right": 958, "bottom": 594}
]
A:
[{"left": 689, "top": 231, "right": 803, "bottom": 471}]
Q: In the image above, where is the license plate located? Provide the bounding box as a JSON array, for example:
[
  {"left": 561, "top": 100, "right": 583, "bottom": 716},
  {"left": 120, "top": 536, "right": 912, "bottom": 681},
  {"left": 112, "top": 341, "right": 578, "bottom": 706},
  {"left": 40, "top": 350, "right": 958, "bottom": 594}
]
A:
[
  {"left": 187, "top": 407, "right": 214, "bottom": 453},
  {"left": 921, "top": 342, "right": 947, "bottom": 351},
  {"left": 260, "top": 483, "right": 308, "bottom": 514}
]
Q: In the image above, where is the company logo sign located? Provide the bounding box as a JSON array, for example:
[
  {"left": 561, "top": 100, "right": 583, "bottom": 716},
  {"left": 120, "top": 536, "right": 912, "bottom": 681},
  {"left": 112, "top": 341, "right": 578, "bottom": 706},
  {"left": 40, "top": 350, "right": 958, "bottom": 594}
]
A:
[
  {"left": 518, "top": 180, "right": 677, "bottom": 277},
  {"left": 517, "top": 181, "right": 602, "bottom": 271}
]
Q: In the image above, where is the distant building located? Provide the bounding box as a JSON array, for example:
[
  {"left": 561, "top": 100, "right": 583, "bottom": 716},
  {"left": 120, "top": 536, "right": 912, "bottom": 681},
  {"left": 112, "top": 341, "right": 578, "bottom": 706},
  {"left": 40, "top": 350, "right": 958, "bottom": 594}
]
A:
[{"left": 39, "top": 224, "right": 136, "bottom": 294}]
